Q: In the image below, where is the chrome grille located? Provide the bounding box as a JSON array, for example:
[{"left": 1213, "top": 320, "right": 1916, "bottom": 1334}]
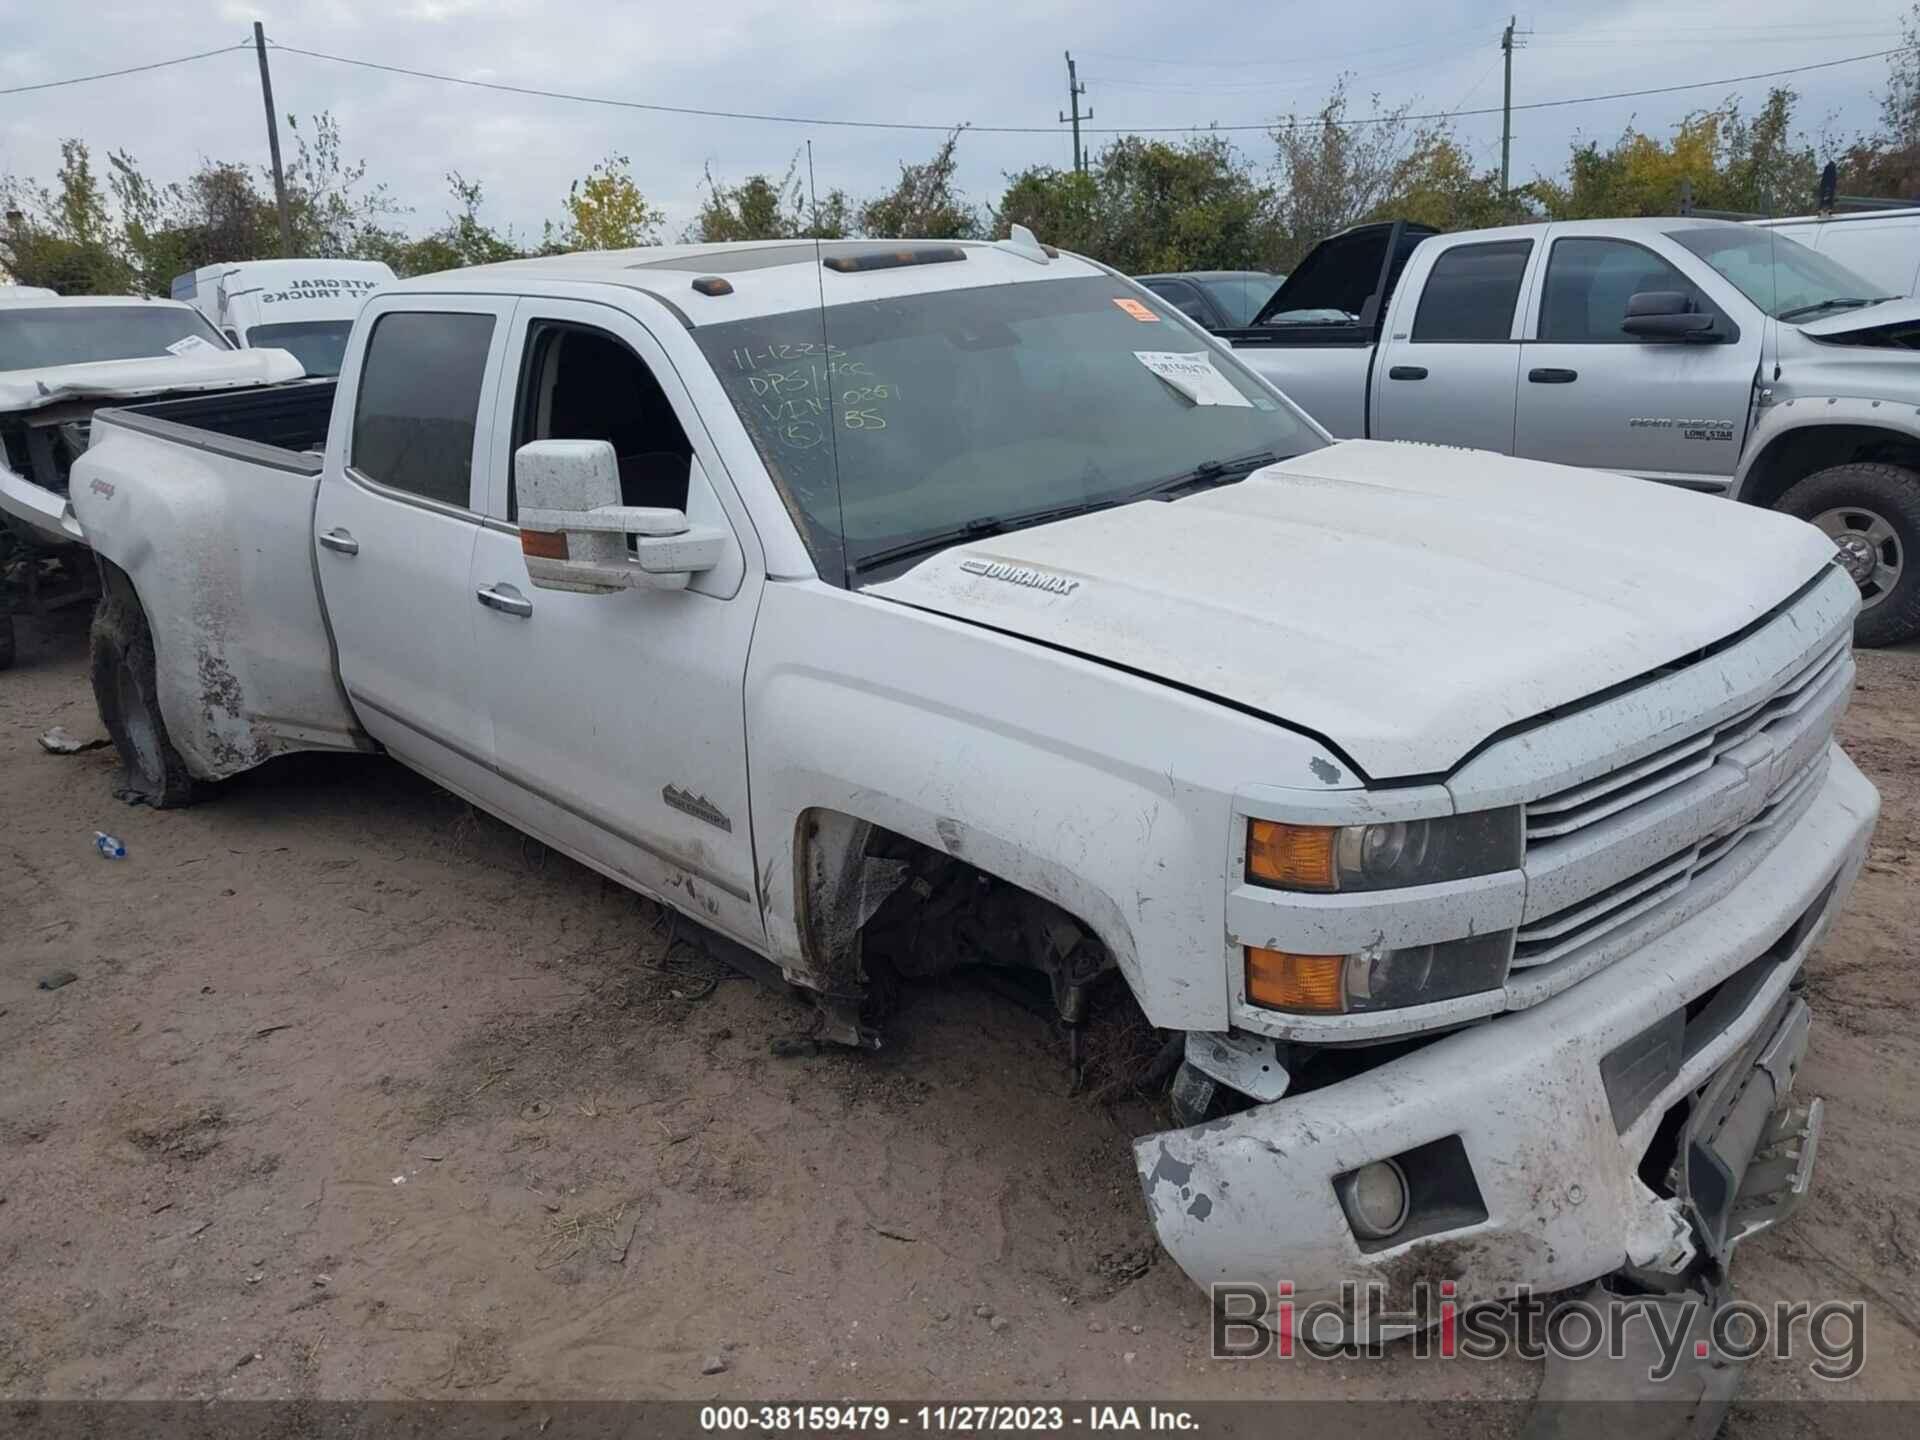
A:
[
  {"left": 1514, "top": 743, "right": 1829, "bottom": 970},
  {"left": 1524, "top": 636, "right": 1849, "bottom": 848}
]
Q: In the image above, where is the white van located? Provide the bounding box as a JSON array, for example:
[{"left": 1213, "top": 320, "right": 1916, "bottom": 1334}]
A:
[
  {"left": 170, "top": 259, "right": 395, "bottom": 376},
  {"left": 1748, "top": 208, "right": 1920, "bottom": 301}
]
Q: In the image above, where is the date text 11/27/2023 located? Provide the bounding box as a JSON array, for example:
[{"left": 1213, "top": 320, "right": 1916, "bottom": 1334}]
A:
[{"left": 699, "top": 1406, "right": 1202, "bottom": 1432}]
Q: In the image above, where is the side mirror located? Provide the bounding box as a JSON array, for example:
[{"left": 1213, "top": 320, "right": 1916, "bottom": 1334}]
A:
[
  {"left": 514, "top": 438, "right": 726, "bottom": 594},
  {"left": 1621, "top": 290, "right": 1718, "bottom": 341}
]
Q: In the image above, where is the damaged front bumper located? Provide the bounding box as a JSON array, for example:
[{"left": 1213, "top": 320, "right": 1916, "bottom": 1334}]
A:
[{"left": 1135, "top": 745, "right": 1877, "bottom": 1331}]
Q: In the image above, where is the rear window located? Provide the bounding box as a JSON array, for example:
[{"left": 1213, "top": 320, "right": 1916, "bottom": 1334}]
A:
[
  {"left": 350, "top": 311, "right": 494, "bottom": 508},
  {"left": 1410, "top": 241, "right": 1532, "bottom": 342},
  {"left": 247, "top": 320, "right": 354, "bottom": 377},
  {"left": 0, "top": 305, "right": 230, "bottom": 371}
]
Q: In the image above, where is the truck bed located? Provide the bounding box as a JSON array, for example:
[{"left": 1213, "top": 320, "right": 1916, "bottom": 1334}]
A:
[{"left": 100, "top": 378, "right": 337, "bottom": 466}]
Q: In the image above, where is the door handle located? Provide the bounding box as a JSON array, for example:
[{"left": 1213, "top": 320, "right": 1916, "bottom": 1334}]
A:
[
  {"left": 1528, "top": 367, "right": 1579, "bottom": 384},
  {"left": 476, "top": 584, "right": 533, "bottom": 619},
  {"left": 318, "top": 528, "right": 359, "bottom": 555},
  {"left": 1387, "top": 365, "right": 1428, "bottom": 380}
]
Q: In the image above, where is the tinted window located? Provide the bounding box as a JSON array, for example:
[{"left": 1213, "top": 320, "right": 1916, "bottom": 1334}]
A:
[
  {"left": 1199, "top": 273, "right": 1281, "bottom": 327},
  {"left": 1410, "top": 241, "right": 1532, "bottom": 342},
  {"left": 509, "top": 322, "right": 693, "bottom": 520},
  {"left": 1541, "top": 239, "right": 1712, "bottom": 341},
  {"left": 350, "top": 311, "right": 494, "bottom": 507},
  {"left": 248, "top": 319, "right": 354, "bottom": 377},
  {"left": 0, "top": 305, "right": 229, "bottom": 371},
  {"left": 1141, "top": 280, "right": 1215, "bottom": 325}
]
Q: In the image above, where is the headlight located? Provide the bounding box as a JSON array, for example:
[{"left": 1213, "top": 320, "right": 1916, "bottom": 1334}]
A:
[
  {"left": 1245, "top": 933, "right": 1512, "bottom": 1015},
  {"left": 1246, "top": 809, "right": 1522, "bottom": 892}
]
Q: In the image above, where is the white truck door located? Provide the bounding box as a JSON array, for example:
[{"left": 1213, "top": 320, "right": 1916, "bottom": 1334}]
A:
[
  {"left": 313, "top": 296, "right": 516, "bottom": 791},
  {"left": 1370, "top": 235, "right": 1534, "bottom": 452},
  {"left": 1514, "top": 232, "right": 1761, "bottom": 490},
  {"left": 466, "top": 299, "right": 766, "bottom": 947}
]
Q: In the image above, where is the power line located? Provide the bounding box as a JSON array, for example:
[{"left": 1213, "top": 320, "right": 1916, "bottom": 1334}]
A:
[
  {"left": 0, "top": 42, "right": 248, "bottom": 97},
  {"left": 267, "top": 39, "right": 1915, "bottom": 136},
  {"left": 1, "top": 35, "right": 1905, "bottom": 137}
]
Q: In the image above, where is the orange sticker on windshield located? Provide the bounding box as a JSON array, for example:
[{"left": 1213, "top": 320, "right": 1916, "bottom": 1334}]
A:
[{"left": 1113, "top": 297, "right": 1159, "bottom": 321}]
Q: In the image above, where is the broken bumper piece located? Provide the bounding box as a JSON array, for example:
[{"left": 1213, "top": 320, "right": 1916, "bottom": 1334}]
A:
[{"left": 1134, "top": 746, "right": 1877, "bottom": 1338}]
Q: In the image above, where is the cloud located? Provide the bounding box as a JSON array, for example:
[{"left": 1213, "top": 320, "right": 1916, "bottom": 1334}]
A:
[{"left": 0, "top": 0, "right": 1902, "bottom": 245}]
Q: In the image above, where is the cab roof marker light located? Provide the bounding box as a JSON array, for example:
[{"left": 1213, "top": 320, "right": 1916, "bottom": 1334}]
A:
[
  {"left": 821, "top": 247, "right": 968, "bottom": 274},
  {"left": 691, "top": 276, "right": 734, "bottom": 296}
]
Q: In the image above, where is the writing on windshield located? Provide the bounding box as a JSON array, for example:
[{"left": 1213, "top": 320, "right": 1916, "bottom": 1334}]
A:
[{"left": 693, "top": 275, "right": 1319, "bottom": 583}]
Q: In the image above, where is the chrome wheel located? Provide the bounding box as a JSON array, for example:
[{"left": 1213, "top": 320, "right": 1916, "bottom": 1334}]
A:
[{"left": 1813, "top": 505, "right": 1904, "bottom": 611}]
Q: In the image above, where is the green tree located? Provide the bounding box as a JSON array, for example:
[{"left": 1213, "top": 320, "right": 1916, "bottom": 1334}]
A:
[
  {"left": 281, "top": 111, "right": 402, "bottom": 256},
  {"left": 1833, "top": 5, "right": 1920, "bottom": 199},
  {"left": 1386, "top": 134, "right": 1526, "bottom": 233},
  {"left": 993, "top": 165, "right": 1102, "bottom": 255},
  {"left": 357, "top": 174, "right": 526, "bottom": 277},
  {"left": 1529, "top": 90, "right": 1818, "bottom": 220},
  {"left": 0, "top": 139, "right": 132, "bottom": 292},
  {"left": 560, "top": 153, "right": 664, "bottom": 251},
  {"left": 689, "top": 156, "right": 851, "bottom": 242},
  {"left": 1092, "top": 134, "right": 1272, "bottom": 272},
  {"left": 858, "top": 130, "right": 982, "bottom": 240}
]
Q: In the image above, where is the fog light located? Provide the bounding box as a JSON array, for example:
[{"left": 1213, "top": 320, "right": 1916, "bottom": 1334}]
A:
[{"left": 1335, "top": 1159, "right": 1410, "bottom": 1241}]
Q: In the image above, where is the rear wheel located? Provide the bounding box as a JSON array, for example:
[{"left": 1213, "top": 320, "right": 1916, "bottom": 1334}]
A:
[
  {"left": 90, "top": 593, "right": 200, "bottom": 807},
  {"left": 1776, "top": 462, "right": 1920, "bottom": 647}
]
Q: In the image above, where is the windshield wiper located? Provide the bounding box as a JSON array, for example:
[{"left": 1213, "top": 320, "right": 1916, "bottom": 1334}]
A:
[
  {"left": 1124, "top": 449, "right": 1282, "bottom": 502},
  {"left": 1777, "top": 296, "right": 1895, "bottom": 321},
  {"left": 847, "top": 451, "right": 1284, "bottom": 577},
  {"left": 848, "top": 499, "right": 1123, "bottom": 576}
]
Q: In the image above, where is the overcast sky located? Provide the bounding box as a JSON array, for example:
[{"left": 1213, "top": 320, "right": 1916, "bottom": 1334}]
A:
[{"left": 0, "top": 0, "right": 1910, "bottom": 246}]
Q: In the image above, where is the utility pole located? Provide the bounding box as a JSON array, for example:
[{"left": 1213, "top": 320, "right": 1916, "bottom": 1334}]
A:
[
  {"left": 253, "top": 21, "right": 293, "bottom": 257},
  {"left": 1059, "top": 52, "right": 1091, "bottom": 174},
  {"left": 1499, "top": 16, "right": 1528, "bottom": 196}
]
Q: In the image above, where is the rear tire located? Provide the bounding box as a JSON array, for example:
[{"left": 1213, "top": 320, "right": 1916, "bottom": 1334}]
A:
[
  {"left": 1776, "top": 462, "right": 1920, "bottom": 647},
  {"left": 90, "top": 592, "right": 201, "bottom": 807}
]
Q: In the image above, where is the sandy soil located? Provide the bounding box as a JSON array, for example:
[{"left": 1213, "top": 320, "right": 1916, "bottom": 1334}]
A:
[{"left": 2, "top": 606, "right": 1918, "bottom": 1422}]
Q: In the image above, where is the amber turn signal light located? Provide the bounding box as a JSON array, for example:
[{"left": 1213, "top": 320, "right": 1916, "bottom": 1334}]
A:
[
  {"left": 1247, "top": 820, "right": 1337, "bottom": 890},
  {"left": 1245, "top": 946, "right": 1345, "bottom": 1013},
  {"left": 520, "top": 527, "right": 569, "bottom": 561}
]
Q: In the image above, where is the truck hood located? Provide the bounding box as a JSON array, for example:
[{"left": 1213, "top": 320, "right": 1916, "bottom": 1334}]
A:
[
  {"left": 1794, "top": 295, "right": 1920, "bottom": 338},
  {"left": 867, "top": 440, "right": 1837, "bottom": 779},
  {"left": 0, "top": 348, "right": 304, "bottom": 414}
]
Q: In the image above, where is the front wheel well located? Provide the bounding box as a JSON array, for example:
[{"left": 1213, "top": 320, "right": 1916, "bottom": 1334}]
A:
[
  {"left": 1742, "top": 424, "right": 1920, "bottom": 510},
  {"left": 794, "top": 809, "right": 1118, "bottom": 1043}
]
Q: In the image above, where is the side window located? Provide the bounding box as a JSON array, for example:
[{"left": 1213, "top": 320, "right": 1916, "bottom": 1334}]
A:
[
  {"left": 1142, "top": 280, "right": 1215, "bottom": 326},
  {"left": 508, "top": 322, "right": 694, "bottom": 522},
  {"left": 350, "top": 311, "right": 495, "bottom": 507},
  {"left": 1410, "top": 240, "right": 1533, "bottom": 342},
  {"left": 1540, "top": 239, "right": 1713, "bottom": 342},
  {"left": 223, "top": 329, "right": 242, "bottom": 349}
]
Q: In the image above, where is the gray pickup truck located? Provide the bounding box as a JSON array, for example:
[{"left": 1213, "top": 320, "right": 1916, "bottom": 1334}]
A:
[{"left": 1221, "top": 217, "right": 1920, "bottom": 645}]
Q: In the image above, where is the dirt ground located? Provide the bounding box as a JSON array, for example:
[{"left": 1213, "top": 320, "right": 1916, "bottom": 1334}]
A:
[{"left": 2, "top": 605, "right": 1919, "bottom": 1423}]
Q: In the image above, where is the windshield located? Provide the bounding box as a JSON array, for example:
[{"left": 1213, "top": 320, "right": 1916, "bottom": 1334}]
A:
[
  {"left": 1670, "top": 227, "right": 1894, "bottom": 319},
  {"left": 1199, "top": 273, "right": 1282, "bottom": 327},
  {"left": 0, "top": 305, "right": 229, "bottom": 371},
  {"left": 692, "top": 275, "right": 1321, "bottom": 580},
  {"left": 247, "top": 319, "right": 353, "bottom": 376}
]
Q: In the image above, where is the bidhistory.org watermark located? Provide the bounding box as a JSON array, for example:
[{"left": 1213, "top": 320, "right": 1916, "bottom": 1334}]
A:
[{"left": 1211, "top": 1281, "right": 1867, "bottom": 1382}]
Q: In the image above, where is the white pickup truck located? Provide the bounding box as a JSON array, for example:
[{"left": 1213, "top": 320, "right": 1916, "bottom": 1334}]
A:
[
  {"left": 70, "top": 235, "right": 1879, "bottom": 1331},
  {"left": 1225, "top": 217, "right": 1920, "bottom": 645}
]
